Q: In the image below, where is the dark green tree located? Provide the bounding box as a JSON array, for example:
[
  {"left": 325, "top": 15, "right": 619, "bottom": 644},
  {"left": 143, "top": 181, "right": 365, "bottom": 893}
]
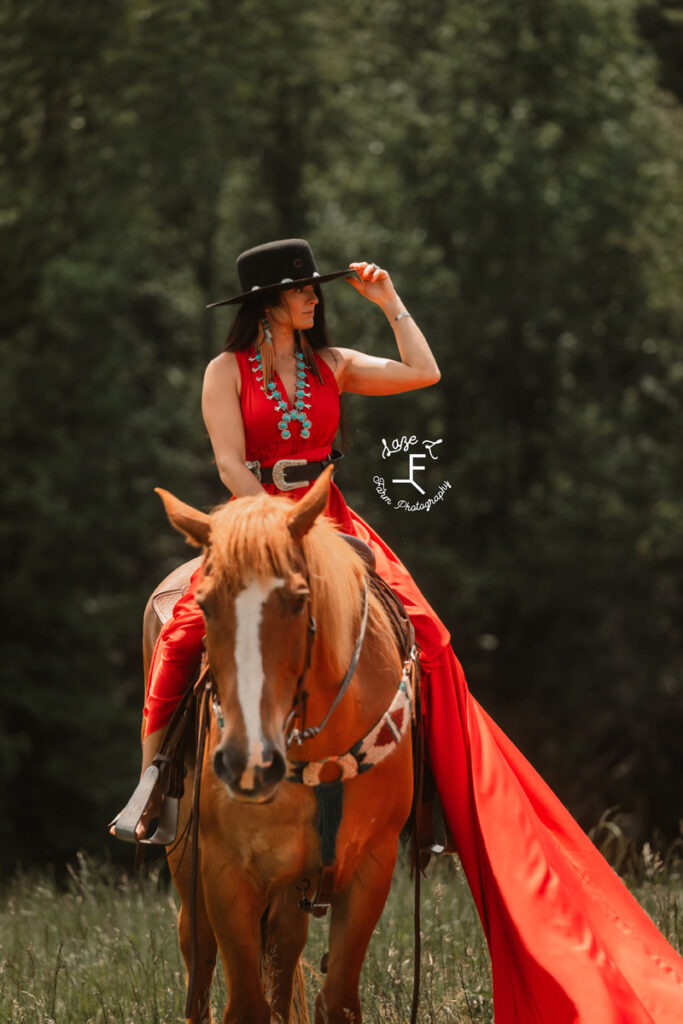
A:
[
  {"left": 1, "top": 0, "right": 681, "bottom": 868},
  {"left": 304, "top": 0, "right": 683, "bottom": 838}
]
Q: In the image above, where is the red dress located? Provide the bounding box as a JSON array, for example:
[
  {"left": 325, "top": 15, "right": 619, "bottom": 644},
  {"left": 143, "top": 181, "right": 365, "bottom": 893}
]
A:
[{"left": 144, "top": 348, "right": 683, "bottom": 1023}]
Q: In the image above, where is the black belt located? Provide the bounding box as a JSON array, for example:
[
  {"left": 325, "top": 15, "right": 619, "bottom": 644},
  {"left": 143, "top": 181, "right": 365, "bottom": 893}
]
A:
[{"left": 247, "top": 450, "right": 343, "bottom": 492}]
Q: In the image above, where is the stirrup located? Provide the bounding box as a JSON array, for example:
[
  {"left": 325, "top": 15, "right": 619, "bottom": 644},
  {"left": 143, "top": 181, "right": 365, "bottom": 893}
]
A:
[{"left": 110, "top": 765, "right": 180, "bottom": 845}]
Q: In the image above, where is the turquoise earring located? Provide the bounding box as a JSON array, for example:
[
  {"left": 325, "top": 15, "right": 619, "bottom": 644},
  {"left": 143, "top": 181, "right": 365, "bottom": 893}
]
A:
[{"left": 261, "top": 316, "right": 273, "bottom": 346}]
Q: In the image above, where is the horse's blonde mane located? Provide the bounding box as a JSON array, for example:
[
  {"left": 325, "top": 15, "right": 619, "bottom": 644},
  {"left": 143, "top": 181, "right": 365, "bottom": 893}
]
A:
[{"left": 208, "top": 493, "right": 372, "bottom": 676}]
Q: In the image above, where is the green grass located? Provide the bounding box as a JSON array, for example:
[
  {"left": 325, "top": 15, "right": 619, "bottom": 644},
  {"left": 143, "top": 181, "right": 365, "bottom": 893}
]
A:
[{"left": 0, "top": 850, "right": 680, "bottom": 1024}]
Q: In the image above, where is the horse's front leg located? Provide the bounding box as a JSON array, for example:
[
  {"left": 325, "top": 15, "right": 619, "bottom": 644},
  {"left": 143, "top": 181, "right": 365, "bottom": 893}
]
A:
[
  {"left": 202, "top": 858, "right": 271, "bottom": 1024},
  {"left": 315, "top": 836, "right": 399, "bottom": 1024},
  {"left": 263, "top": 887, "right": 310, "bottom": 1023}
]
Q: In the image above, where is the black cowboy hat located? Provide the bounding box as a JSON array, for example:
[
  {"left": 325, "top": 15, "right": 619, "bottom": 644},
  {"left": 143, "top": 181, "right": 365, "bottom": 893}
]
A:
[{"left": 206, "top": 238, "right": 352, "bottom": 308}]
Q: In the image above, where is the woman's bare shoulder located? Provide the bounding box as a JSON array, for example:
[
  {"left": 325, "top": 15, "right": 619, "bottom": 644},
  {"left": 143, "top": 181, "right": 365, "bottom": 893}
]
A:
[
  {"left": 206, "top": 350, "right": 239, "bottom": 374},
  {"left": 203, "top": 350, "right": 241, "bottom": 394}
]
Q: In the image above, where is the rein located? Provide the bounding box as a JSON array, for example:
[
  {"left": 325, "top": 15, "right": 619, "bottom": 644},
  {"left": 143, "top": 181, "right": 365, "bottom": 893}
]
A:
[
  {"left": 186, "top": 674, "right": 211, "bottom": 1020},
  {"left": 284, "top": 577, "right": 370, "bottom": 747}
]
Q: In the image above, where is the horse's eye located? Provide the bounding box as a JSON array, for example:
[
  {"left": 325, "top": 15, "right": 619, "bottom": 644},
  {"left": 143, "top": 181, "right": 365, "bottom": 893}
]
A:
[
  {"left": 291, "top": 592, "right": 307, "bottom": 615},
  {"left": 196, "top": 597, "right": 211, "bottom": 620}
]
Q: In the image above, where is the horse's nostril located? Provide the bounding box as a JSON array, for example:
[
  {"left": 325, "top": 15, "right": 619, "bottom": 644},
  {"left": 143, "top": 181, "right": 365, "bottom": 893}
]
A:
[
  {"left": 212, "top": 747, "right": 230, "bottom": 783},
  {"left": 262, "top": 748, "right": 285, "bottom": 786},
  {"left": 214, "top": 738, "right": 285, "bottom": 797},
  {"left": 213, "top": 743, "right": 243, "bottom": 785}
]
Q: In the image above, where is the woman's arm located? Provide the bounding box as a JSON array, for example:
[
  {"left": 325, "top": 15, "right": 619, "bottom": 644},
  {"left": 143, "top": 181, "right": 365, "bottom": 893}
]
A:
[
  {"left": 201, "top": 352, "right": 264, "bottom": 497},
  {"left": 325, "top": 261, "right": 441, "bottom": 396}
]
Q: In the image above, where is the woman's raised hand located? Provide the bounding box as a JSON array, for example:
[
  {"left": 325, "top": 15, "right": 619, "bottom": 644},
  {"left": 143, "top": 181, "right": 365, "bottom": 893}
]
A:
[{"left": 346, "top": 261, "right": 399, "bottom": 309}]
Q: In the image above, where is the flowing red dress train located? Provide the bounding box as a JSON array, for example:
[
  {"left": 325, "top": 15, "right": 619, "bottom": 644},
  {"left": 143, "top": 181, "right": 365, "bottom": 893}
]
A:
[{"left": 144, "top": 348, "right": 682, "bottom": 1022}]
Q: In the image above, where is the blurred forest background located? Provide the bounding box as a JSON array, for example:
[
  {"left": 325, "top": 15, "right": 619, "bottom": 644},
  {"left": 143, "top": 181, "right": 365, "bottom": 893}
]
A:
[{"left": 1, "top": 0, "right": 682, "bottom": 872}]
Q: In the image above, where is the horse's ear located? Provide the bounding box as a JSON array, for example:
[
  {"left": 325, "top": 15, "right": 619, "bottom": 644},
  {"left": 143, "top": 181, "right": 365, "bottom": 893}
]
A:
[
  {"left": 155, "top": 488, "right": 211, "bottom": 548},
  {"left": 287, "top": 465, "right": 333, "bottom": 543}
]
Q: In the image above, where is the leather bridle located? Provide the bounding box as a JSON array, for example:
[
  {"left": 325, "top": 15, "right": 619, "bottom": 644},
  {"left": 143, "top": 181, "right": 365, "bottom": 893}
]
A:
[
  {"left": 284, "top": 576, "right": 369, "bottom": 747},
  {"left": 209, "top": 567, "right": 371, "bottom": 752}
]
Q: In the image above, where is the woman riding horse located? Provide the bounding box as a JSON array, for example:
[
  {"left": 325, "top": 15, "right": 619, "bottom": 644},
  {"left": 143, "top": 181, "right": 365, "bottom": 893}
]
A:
[{"left": 115, "top": 239, "right": 682, "bottom": 1023}]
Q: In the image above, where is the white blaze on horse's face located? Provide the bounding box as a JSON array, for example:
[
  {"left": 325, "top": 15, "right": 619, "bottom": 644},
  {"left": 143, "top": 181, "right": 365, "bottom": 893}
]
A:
[{"left": 234, "top": 576, "right": 285, "bottom": 790}]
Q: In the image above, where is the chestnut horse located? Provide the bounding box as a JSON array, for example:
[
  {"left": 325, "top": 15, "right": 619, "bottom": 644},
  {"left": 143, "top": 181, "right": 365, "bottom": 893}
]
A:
[{"left": 153, "top": 467, "right": 415, "bottom": 1024}]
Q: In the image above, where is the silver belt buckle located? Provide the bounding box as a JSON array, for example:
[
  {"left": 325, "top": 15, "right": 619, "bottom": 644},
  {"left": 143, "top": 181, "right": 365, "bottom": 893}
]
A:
[
  {"left": 246, "top": 460, "right": 261, "bottom": 482},
  {"left": 272, "top": 458, "right": 308, "bottom": 491}
]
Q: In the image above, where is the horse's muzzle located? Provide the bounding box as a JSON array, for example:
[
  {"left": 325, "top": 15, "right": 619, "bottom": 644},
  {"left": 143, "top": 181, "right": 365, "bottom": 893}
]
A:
[{"left": 213, "top": 738, "right": 286, "bottom": 803}]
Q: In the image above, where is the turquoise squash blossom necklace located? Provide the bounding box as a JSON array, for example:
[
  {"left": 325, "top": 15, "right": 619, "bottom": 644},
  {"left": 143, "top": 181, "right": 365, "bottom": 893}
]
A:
[{"left": 249, "top": 348, "right": 312, "bottom": 440}]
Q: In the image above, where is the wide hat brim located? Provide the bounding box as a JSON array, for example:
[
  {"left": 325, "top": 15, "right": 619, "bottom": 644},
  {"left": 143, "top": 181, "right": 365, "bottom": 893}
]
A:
[{"left": 206, "top": 268, "right": 353, "bottom": 308}]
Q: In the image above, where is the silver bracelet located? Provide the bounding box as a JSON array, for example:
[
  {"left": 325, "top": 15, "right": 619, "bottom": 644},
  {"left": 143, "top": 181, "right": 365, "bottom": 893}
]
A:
[{"left": 394, "top": 310, "right": 412, "bottom": 322}]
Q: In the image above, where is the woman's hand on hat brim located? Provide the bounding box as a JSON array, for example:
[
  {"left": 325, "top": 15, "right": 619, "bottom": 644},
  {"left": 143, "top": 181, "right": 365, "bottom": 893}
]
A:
[{"left": 346, "top": 261, "right": 398, "bottom": 309}]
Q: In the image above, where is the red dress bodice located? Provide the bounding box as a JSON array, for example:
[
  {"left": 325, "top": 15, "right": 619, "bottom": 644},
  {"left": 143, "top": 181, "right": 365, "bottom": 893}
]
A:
[
  {"left": 236, "top": 346, "right": 340, "bottom": 467},
  {"left": 235, "top": 347, "right": 355, "bottom": 533}
]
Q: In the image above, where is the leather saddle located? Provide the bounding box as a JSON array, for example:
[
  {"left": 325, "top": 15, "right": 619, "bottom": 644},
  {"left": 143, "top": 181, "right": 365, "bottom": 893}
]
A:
[{"left": 147, "top": 555, "right": 203, "bottom": 626}]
